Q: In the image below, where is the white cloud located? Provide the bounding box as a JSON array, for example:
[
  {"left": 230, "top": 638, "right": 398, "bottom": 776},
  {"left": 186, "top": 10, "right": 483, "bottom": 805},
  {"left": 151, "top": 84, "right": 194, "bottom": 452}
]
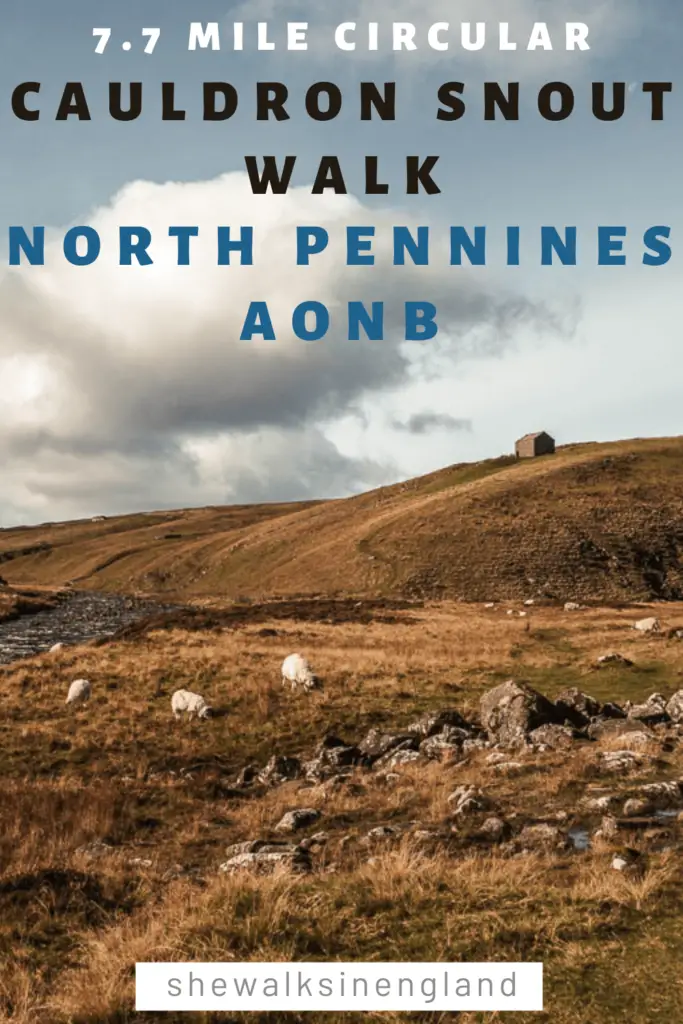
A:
[{"left": 0, "top": 171, "right": 553, "bottom": 523}]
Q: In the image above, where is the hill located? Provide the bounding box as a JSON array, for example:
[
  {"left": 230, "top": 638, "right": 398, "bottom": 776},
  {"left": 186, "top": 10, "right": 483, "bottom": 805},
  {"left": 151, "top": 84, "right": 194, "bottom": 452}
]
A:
[{"left": 3, "top": 436, "right": 683, "bottom": 603}]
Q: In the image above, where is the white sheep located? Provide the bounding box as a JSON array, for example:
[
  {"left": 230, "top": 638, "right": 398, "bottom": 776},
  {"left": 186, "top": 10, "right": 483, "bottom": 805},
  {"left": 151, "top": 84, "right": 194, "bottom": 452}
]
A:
[
  {"left": 171, "top": 689, "right": 212, "bottom": 720},
  {"left": 281, "top": 653, "right": 321, "bottom": 693},
  {"left": 66, "top": 679, "right": 91, "bottom": 706},
  {"left": 50, "top": 642, "right": 66, "bottom": 654}
]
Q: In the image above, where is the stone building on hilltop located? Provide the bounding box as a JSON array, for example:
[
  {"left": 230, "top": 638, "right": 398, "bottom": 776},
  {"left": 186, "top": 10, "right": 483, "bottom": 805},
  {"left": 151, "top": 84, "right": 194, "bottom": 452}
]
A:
[{"left": 515, "top": 431, "right": 556, "bottom": 459}]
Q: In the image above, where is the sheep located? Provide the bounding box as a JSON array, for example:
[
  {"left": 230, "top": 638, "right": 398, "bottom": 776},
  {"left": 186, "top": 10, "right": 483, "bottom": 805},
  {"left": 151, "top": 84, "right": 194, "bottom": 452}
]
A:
[
  {"left": 281, "top": 653, "right": 321, "bottom": 693},
  {"left": 66, "top": 679, "right": 91, "bottom": 706},
  {"left": 50, "top": 642, "right": 66, "bottom": 654},
  {"left": 171, "top": 689, "right": 213, "bottom": 720}
]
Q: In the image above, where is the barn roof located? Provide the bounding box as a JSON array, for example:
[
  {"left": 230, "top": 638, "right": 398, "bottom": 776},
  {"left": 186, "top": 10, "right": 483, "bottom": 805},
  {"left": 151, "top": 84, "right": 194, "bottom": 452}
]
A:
[{"left": 517, "top": 431, "right": 551, "bottom": 442}]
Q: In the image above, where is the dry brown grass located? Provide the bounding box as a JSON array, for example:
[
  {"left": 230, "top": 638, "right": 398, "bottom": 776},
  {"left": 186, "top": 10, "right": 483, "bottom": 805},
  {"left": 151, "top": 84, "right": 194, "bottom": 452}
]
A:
[{"left": 2, "top": 598, "right": 683, "bottom": 1022}]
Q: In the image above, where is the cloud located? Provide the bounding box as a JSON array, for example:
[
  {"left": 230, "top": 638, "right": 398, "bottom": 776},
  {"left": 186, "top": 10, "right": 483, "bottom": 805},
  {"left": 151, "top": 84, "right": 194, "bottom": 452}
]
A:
[
  {"left": 391, "top": 412, "right": 472, "bottom": 434},
  {"left": 0, "top": 171, "right": 561, "bottom": 523}
]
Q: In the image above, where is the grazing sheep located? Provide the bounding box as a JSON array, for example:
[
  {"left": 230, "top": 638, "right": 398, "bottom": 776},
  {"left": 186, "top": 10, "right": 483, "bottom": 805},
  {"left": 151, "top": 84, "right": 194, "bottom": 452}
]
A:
[
  {"left": 50, "top": 642, "right": 66, "bottom": 653},
  {"left": 66, "top": 679, "right": 91, "bottom": 706},
  {"left": 281, "top": 654, "right": 321, "bottom": 693},
  {"left": 171, "top": 689, "right": 212, "bottom": 720}
]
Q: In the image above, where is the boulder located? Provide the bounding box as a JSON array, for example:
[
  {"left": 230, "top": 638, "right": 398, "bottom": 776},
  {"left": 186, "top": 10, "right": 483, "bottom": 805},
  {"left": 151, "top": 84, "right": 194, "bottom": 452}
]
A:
[
  {"left": 516, "top": 823, "right": 568, "bottom": 851},
  {"left": 358, "top": 730, "right": 419, "bottom": 763},
  {"left": 406, "top": 709, "right": 470, "bottom": 738},
  {"left": 258, "top": 756, "right": 303, "bottom": 786},
  {"left": 666, "top": 690, "right": 683, "bottom": 723},
  {"left": 480, "top": 680, "right": 561, "bottom": 749},
  {"left": 627, "top": 693, "right": 670, "bottom": 726},
  {"left": 554, "top": 688, "right": 601, "bottom": 727},
  {"left": 275, "top": 808, "right": 322, "bottom": 833},
  {"left": 528, "top": 723, "right": 576, "bottom": 750},
  {"left": 587, "top": 717, "right": 647, "bottom": 741}
]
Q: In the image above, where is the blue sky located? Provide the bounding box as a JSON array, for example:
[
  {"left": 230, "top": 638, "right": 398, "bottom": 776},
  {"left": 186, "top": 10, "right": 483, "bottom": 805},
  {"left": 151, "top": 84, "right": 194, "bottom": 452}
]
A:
[{"left": 0, "top": 0, "right": 681, "bottom": 523}]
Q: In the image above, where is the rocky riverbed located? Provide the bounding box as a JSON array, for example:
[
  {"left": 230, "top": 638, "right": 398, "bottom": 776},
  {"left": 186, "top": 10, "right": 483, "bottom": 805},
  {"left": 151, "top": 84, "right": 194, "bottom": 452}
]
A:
[{"left": 0, "top": 589, "right": 178, "bottom": 664}]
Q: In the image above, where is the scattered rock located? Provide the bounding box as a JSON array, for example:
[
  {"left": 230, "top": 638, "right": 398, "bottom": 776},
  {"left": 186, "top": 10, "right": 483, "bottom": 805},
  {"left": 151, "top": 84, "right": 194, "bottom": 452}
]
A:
[
  {"left": 554, "top": 688, "right": 602, "bottom": 727},
  {"left": 480, "top": 679, "right": 562, "bottom": 749},
  {"left": 528, "top": 723, "right": 576, "bottom": 750},
  {"left": 564, "top": 602, "right": 582, "bottom": 612},
  {"left": 448, "top": 786, "right": 491, "bottom": 817},
  {"left": 274, "top": 808, "right": 322, "bottom": 834},
  {"left": 219, "top": 843, "right": 311, "bottom": 875},
  {"left": 623, "top": 798, "right": 654, "bottom": 818},
  {"left": 627, "top": 693, "right": 670, "bottom": 726},
  {"left": 516, "top": 823, "right": 568, "bottom": 851},
  {"left": 666, "top": 690, "right": 683, "bottom": 723},
  {"left": 406, "top": 709, "right": 470, "bottom": 738},
  {"left": 596, "top": 652, "right": 633, "bottom": 667},
  {"left": 598, "top": 750, "right": 649, "bottom": 775},
  {"left": 358, "top": 729, "right": 419, "bottom": 763},
  {"left": 258, "top": 756, "right": 302, "bottom": 786},
  {"left": 476, "top": 817, "right": 511, "bottom": 843}
]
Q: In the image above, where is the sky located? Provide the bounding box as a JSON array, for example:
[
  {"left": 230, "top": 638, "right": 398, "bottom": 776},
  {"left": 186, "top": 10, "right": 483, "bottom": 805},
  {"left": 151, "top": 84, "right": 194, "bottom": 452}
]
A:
[{"left": 0, "top": 0, "right": 681, "bottom": 524}]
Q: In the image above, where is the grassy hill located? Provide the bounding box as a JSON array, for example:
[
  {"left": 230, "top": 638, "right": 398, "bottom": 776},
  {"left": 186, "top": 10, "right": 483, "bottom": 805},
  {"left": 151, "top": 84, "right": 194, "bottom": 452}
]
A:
[{"left": 3, "top": 436, "right": 683, "bottom": 603}]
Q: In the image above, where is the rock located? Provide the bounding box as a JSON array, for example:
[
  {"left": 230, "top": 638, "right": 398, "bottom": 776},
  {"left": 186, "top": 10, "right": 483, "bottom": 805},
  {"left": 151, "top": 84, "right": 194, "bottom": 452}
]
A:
[
  {"left": 587, "top": 717, "right": 647, "bottom": 741},
  {"left": 611, "top": 848, "right": 643, "bottom": 874},
  {"left": 634, "top": 617, "right": 661, "bottom": 633},
  {"left": 75, "top": 840, "right": 113, "bottom": 859},
  {"left": 623, "top": 798, "right": 654, "bottom": 818},
  {"left": 516, "top": 823, "right": 568, "bottom": 851},
  {"left": 274, "top": 808, "right": 322, "bottom": 834},
  {"left": 377, "top": 749, "right": 424, "bottom": 769},
  {"left": 492, "top": 761, "right": 525, "bottom": 775},
  {"left": 419, "top": 738, "right": 463, "bottom": 763},
  {"left": 406, "top": 709, "right": 470, "bottom": 738},
  {"left": 303, "top": 736, "right": 361, "bottom": 780},
  {"left": 666, "top": 690, "right": 683, "bottom": 723},
  {"left": 480, "top": 680, "right": 561, "bottom": 749},
  {"left": 524, "top": 599, "right": 535, "bottom": 607},
  {"left": 258, "top": 756, "right": 303, "bottom": 786},
  {"left": 554, "top": 688, "right": 601, "bottom": 727},
  {"left": 564, "top": 602, "right": 582, "bottom": 611},
  {"left": 462, "top": 738, "right": 489, "bottom": 755},
  {"left": 582, "top": 793, "right": 620, "bottom": 812},
  {"left": 638, "top": 780, "right": 683, "bottom": 809},
  {"left": 484, "top": 602, "right": 495, "bottom": 609},
  {"left": 477, "top": 817, "right": 510, "bottom": 842},
  {"left": 299, "top": 831, "right": 329, "bottom": 851},
  {"left": 358, "top": 729, "right": 419, "bottom": 763},
  {"left": 363, "top": 826, "right": 401, "bottom": 844},
  {"left": 486, "top": 752, "right": 509, "bottom": 765},
  {"left": 49, "top": 642, "right": 66, "bottom": 653},
  {"left": 234, "top": 764, "right": 259, "bottom": 788},
  {"left": 528, "top": 723, "right": 576, "bottom": 750},
  {"left": 628, "top": 693, "right": 670, "bottom": 726},
  {"left": 219, "top": 844, "right": 312, "bottom": 875},
  {"left": 598, "top": 750, "right": 648, "bottom": 774},
  {"left": 448, "top": 785, "right": 491, "bottom": 817},
  {"left": 596, "top": 652, "right": 633, "bottom": 667}
]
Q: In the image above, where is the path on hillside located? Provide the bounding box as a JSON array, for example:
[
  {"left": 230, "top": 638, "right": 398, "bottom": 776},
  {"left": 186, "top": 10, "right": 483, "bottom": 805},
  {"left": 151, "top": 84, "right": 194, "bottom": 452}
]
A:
[{"left": 0, "top": 591, "right": 178, "bottom": 664}]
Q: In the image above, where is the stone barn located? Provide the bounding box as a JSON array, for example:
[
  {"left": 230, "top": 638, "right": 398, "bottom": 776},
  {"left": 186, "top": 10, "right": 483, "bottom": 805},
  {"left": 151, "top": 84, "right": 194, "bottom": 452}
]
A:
[{"left": 515, "top": 431, "right": 556, "bottom": 459}]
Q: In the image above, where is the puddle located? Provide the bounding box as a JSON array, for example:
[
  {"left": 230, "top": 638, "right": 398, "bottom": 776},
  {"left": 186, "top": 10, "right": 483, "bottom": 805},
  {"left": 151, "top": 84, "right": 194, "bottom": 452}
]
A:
[{"left": 568, "top": 826, "right": 591, "bottom": 851}]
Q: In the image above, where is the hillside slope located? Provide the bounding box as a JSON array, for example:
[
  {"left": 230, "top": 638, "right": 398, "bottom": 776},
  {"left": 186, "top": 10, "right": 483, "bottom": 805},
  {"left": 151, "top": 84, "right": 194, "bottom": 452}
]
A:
[{"left": 3, "top": 437, "right": 683, "bottom": 603}]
